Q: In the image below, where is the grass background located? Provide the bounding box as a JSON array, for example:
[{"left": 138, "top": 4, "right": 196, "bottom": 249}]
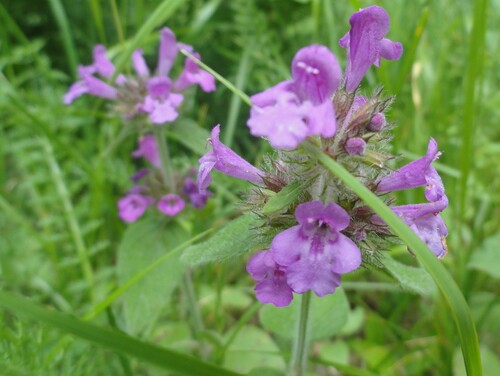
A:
[{"left": 0, "top": 0, "right": 499, "bottom": 375}]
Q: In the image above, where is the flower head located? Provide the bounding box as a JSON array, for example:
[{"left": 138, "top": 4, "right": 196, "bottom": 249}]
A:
[
  {"left": 198, "top": 125, "right": 264, "bottom": 193},
  {"left": 174, "top": 52, "right": 216, "bottom": 93},
  {"left": 340, "top": 5, "right": 403, "bottom": 91}
]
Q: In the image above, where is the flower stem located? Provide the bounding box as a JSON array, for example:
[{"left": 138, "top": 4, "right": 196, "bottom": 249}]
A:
[
  {"left": 154, "top": 127, "right": 175, "bottom": 192},
  {"left": 289, "top": 291, "right": 312, "bottom": 376}
]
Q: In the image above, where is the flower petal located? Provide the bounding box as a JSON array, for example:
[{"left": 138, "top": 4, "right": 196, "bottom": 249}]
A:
[
  {"left": 327, "top": 234, "right": 362, "bottom": 273},
  {"left": 157, "top": 27, "right": 178, "bottom": 76},
  {"left": 132, "top": 49, "right": 150, "bottom": 77},
  {"left": 291, "top": 44, "right": 342, "bottom": 104},
  {"left": 286, "top": 258, "right": 341, "bottom": 297},
  {"left": 271, "top": 226, "right": 309, "bottom": 267}
]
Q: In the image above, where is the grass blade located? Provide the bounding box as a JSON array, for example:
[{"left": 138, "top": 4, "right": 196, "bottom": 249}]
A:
[
  {"left": 0, "top": 291, "right": 242, "bottom": 376},
  {"left": 302, "top": 142, "right": 482, "bottom": 376},
  {"left": 111, "top": 0, "right": 187, "bottom": 79},
  {"left": 47, "top": 0, "right": 78, "bottom": 77}
]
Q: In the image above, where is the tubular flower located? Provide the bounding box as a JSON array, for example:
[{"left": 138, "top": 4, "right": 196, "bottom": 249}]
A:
[
  {"left": 131, "top": 135, "right": 161, "bottom": 168},
  {"left": 118, "top": 192, "right": 154, "bottom": 223},
  {"left": 198, "top": 125, "right": 265, "bottom": 194},
  {"left": 157, "top": 194, "right": 185, "bottom": 216},
  {"left": 339, "top": 5, "right": 403, "bottom": 91}
]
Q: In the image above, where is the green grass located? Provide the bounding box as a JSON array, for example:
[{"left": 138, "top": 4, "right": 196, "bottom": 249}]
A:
[{"left": 1, "top": 0, "right": 499, "bottom": 375}]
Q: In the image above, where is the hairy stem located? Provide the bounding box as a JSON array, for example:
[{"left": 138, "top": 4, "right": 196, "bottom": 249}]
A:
[{"left": 289, "top": 291, "right": 312, "bottom": 376}]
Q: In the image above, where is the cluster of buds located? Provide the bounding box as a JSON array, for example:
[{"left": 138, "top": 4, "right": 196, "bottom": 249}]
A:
[
  {"left": 118, "top": 135, "right": 210, "bottom": 222},
  {"left": 197, "top": 6, "right": 448, "bottom": 307},
  {"left": 64, "top": 28, "right": 215, "bottom": 124}
]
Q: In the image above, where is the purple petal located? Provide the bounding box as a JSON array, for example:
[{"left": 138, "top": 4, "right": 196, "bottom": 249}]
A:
[
  {"left": 379, "top": 38, "right": 404, "bottom": 62},
  {"left": 295, "top": 201, "right": 350, "bottom": 232},
  {"left": 250, "top": 81, "right": 293, "bottom": 108},
  {"left": 290, "top": 44, "right": 342, "bottom": 104},
  {"left": 157, "top": 27, "right": 178, "bottom": 76},
  {"left": 118, "top": 194, "right": 151, "bottom": 222},
  {"left": 199, "top": 125, "right": 265, "bottom": 188},
  {"left": 82, "top": 75, "right": 117, "bottom": 100},
  {"left": 377, "top": 138, "right": 440, "bottom": 194},
  {"left": 157, "top": 194, "right": 185, "bottom": 216},
  {"left": 408, "top": 214, "right": 448, "bottom": 258},
  {"left": 148, "top": 98, "right": 181, "bottom": 124},
  {"left": 254, "top": 278, "right": 294, "bottom": 307},
  {"left": 132, "top": 49, "right": 150, "bottom": 77},
  {"left": 286, "top": 258, "right": 341, "bottom": 297},
  {"left": 131, "top": 135, "right": 160, "bottom": 167},
  {"left": 271, "top": 226, "right": 309, "bottom": 267},
  {"left": 368, "top": 112, "right": 386, "bottom": 131},
  {"left": 247, "top": 92, "right": 310, "bottom": 150},
  {"left": 328, "top": 234, "right": 362, "bottom": 273},
  {"left": 147, "top": 76, "right": 172, "bottom": 98},
  {"left": 64, "top": 81, "right": 89, "bottom": 104},
  {"left": 93, "top": 45, "right": 115, "bottom": 79},
  {"left": 197, "top": 151, "right": 216, "bottom": 194},
  {"left": 340, "top": 5, "right": 402, "bottom": 91},
  {"left": 174, "top": 53, "right": 216, "bottom": 92},
  {"left": 247, "top": 251, "right": 293, "bottom": 307},
  {"left": 306, "top": 99, "right": 336, "bottom": 139}
]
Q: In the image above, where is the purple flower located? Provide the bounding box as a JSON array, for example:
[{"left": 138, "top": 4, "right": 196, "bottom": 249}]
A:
[
  {"left": 247, "top": 250, "right": 293, "bottom": 307},
  {"left": 391, "top": 201, "right": 448, "bottom": 258},
  {"left": 118, "top": 193, "right": 153, "bottom": 222},
  {"left": 130, "top": 168, "right": 150, "bottom": 183},
  {"left": 271, "top": 201, "right": 362, "bottom": 297},
  {"left": 157, "top": 194, "right": 185, "bottom": 216},
  {"left": 131, "top": 135, "right": 161, "bottom": 167},
  {"left": 64, "top": 45, "right": 119, "bottom": 104},
  {"left": 247, "top": 45, "right": 340, "bottom": 150},
  {"left": 198, "top": 125, "right": 265, "bottom": 193},
  {"left": 376, "top": 138, "right": 445, "bottom": 203},
  {"left": 340, "top": 5, "right": 403, "bottom": 92},
  {"left": 138, "top": 77, "right": 184, "bottom": 124},
  {"left": 174, "top": 52, "right": 216, "bottom": 93},
  {"left": 375, "top": 138, "right": 449, "bottom": 257},
  {"left": 183, "top": 177, "right": 210, "bottom": 208}
]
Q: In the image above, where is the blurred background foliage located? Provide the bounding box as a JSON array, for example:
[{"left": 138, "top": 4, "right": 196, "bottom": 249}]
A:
[{"left": 0, "top": 0, "right": 499, "bottom": 375}]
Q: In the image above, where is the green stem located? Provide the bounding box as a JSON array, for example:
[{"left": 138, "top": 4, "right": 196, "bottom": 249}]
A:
[
  {"left": 183, "top": 270, "right": 205, "bottom": 334},
  {"left": 154, "top": 127, "right": 175, "bottom": 192},
  {"left": 289, "top": 291, "right": 312, "bottom": 376}
]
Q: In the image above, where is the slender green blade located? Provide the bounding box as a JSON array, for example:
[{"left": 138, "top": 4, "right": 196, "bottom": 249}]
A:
[
  {"left": 303, "top": 142, "right": 482, "bottom": 376},
  {"left": 0, "top": 291, "right": 242, "bottom": 376},
  {"left": 47, "top": 0, "right": 78, "bottom": 76},
  {"left": 112, "top": 0, "right": 187, "bottom": 79}
]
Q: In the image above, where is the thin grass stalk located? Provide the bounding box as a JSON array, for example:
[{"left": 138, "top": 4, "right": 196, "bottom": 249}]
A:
[
  {"left": 47, "top": 0, "right": 78, "bottom": 77},
  {"left": 0, "top": 291, "right": 243, "bottom": 376},
  {"left": 41, "top": 138, "right": 96, "bottom": 304}
]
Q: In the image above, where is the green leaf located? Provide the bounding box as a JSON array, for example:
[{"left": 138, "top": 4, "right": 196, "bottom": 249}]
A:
[
  {"left": 303, "top": 142, "right": 482, "bottom": 376},
  {"left": 262, "top": 180, "right": 304, "bottom": 214},
  {"left": 468, "top": 233, "right": 500, "bottom": 279},
  {"left": 259, "top": 288, "right": 349, "bottom": 341},
  {"left": 167, "top": 118, "right": 210, "bottom": 155},
  {"left": 382, "top": 253, "right": 437, "bottom": 297},
  {"left": 223, "top": 326, "right": 286, "bottom": 374},
  {"left": 117, "top": 218, "right": 188, "bottom": 334},
  {"left": 0, "top": 291, "right": 242, "bottom": 376},
  {"left": 454, "top": 346, "right": 500, "bottom": 376},
  {"left": 182, "top": 215, "right": 259, "bottom": 266}
]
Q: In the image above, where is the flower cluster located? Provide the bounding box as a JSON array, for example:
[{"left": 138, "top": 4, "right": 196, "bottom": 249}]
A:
[
  {"left": 198, "top": 6, "right": 448, "bottom": 307},
  {"left": 118, "top": 135, "right": 210, "bottom": 222},
  {"left": 64, "top": 28, "right": 215, "bottom": 124}
]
